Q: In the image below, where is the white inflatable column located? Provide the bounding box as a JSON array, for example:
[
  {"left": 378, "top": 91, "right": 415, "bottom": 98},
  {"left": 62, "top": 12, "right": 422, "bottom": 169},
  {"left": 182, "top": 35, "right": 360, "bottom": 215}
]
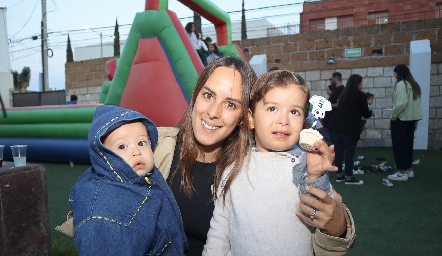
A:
[
  {"left": 409, "top": 39, "right": 430, "bottom": 150},
  {"left": 249, "top": 54, "right": 267, "bottom": 77}
]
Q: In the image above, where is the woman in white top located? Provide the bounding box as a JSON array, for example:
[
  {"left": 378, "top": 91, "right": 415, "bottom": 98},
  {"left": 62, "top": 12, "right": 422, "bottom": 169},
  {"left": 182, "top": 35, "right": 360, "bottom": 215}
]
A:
[{"left": 185, "top": 22, "right": 209, "bottom": 66}]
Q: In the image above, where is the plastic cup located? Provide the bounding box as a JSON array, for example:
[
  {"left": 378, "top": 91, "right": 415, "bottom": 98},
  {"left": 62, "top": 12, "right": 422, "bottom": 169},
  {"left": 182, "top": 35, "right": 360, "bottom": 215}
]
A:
[
  {"left": 0, "top": 145, "right": 4, "bottom": 167},
  {"left": 10, "top": 145, "right": 27, "bottom": 167}
]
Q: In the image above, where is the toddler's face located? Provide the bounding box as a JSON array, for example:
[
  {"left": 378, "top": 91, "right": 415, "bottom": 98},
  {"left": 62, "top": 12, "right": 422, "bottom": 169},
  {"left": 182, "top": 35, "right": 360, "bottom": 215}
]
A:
[
  {"left": 367, "top": 97, "right": 374, "bottom": 106},
  {"left": 249, "top": 85, "right": 306, "bottom": 152},
  {"left": 103, "top": 122, "right": 154, "bottom": 176}
]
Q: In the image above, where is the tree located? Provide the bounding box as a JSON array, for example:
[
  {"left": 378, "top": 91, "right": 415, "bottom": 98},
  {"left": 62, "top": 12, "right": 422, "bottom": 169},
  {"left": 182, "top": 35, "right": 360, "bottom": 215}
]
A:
[
  {"left": 12, "top": 70, "right": 20, "bottom": 92},
  {"left": 19, "top": 67, "right": 31, "bottom": 92},
  {"left": 241, "top": 0, "right": 247, "bottom": 40},
  {"left": 194, "top": 12, "right": 202, "bottom": 37},
  {"left": 66, "top": 34, "right": 74, "bottom": 63},
  {"left": 114, "top": 18, "right": 120, "bottom": 56},
  {"left": 11, "top": 67, "right": 31, "bottom": 93}
]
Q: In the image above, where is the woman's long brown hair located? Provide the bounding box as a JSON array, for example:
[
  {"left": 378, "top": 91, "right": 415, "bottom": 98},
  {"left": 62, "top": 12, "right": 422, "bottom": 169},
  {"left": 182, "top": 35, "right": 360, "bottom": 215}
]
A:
[
  {"left": 394, "top": 64, "right": 421, "bottom": 100},
  {"left": 169, "top": 56, "right": 257, "bottom": 199}
]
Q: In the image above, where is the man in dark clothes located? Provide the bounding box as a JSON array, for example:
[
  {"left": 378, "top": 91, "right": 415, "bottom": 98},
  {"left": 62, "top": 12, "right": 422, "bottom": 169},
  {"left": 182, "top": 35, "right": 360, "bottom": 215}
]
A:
[{"left": 323, "top": 72, "right": 344, "bottom": 143}]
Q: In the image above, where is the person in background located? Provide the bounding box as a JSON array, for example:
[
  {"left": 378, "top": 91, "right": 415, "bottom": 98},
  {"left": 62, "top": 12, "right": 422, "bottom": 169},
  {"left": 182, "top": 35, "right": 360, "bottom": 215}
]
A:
[
  {"left": 66, "top": 94, "right": 77, "bottom": 105},
  {"left": 206, "top": 43, "right": 223, "bottom": 64},
  {"left": 323, "top": 73, "right": 343, "bottom": 144},
  {"left": 167, "top": 57, "right": 354, "bottom": 255},
  {"left": 185, "top": 22, "right": 208, "bottom": 66},
  {"left": 204, "top": 37, "right": 212, "bottom": 49},
  {"left": 70, "top": 105, "right": 187, "bottom": 255},
  {"left": 330, "top": 74, "right": 373, "bottom": 185},
  {"left": 203, "top": 70, "right": 352, "bottom": 255},
  {"left": 321, "top": 84, "right": 334, "bottom": 143},
  {"left": 326, "top": 84, "right": 334, "bottom": 96},
  {"left": 197, "top": 33, "right": 208, "bottom": 52},
  {"left": 359, "top": 92, "right": 375, "bottom": 135},
  {"left": 324, "top": 72, "right": 344, "bottom": 128},
  {"left": 387, "top": 64, "right": 422, "bottom": 181}
]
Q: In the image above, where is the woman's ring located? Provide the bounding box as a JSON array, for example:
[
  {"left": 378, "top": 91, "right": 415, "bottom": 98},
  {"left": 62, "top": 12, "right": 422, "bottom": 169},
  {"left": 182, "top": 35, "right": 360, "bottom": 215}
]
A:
[{"left": 310, "top": 209, "right": 316, "bottom": 220}]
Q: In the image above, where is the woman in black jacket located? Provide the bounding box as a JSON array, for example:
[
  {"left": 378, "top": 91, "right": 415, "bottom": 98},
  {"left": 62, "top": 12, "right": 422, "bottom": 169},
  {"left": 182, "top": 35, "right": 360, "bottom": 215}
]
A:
[{"left": 330, "top": 74, "right": 373, "bottom": 185}]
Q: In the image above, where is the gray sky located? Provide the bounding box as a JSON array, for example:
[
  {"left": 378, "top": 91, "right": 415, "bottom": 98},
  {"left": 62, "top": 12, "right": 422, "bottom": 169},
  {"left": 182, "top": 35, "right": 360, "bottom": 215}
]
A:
[{"left": 3, "top": 0, "right": 303, "bottom": 91}]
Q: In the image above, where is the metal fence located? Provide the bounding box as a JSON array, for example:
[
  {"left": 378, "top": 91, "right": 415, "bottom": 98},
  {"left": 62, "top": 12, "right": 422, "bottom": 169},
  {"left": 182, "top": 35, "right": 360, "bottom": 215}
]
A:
[
  {"left": 12, "top": 90, "right": 66, "bottom": 107},
  {"left": 267, "top": 24, "right": 300, "bottom": 37}
]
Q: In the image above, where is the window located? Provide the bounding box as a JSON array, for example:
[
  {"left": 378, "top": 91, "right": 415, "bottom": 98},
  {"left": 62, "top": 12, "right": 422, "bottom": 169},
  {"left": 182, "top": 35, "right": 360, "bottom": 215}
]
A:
[
  {"left": 436, "top": 3, "right": 442, "bottom": 18},
  {"left": 338, "top": 15, "right": 354, "bottom": 29},
  {"left": 368, "top": 11, "right": 389, "bottom": 25},
  {"left": 310, "top": 18, "right": 325, "bottom": 31}
]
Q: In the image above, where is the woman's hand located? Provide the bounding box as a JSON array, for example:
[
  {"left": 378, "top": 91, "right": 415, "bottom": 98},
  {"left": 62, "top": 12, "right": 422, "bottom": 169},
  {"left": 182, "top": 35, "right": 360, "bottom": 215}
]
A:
[
  {"left": 305, "top": 140, "right": 338, "bottom": 183},
  {"left": 296, "top": 186, "right": 346, "bottom": 237}
]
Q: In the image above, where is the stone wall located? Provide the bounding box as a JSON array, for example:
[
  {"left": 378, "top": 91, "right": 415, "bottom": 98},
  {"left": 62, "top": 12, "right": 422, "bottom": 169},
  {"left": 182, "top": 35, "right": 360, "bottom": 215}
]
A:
[{"left": 65, "top": 19, "right": 442, "bottom": 150}]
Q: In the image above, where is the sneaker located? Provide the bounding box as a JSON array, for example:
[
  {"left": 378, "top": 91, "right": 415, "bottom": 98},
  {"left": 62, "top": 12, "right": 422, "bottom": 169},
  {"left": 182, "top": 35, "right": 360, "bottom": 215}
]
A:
[
  {"left": 345, "top": 177, "right": 364, "bottom": 185},
  {"left": 382, "top": 178, "right": 394, "bottom": 187},
  {"left": 353, "top": 169, "right": 364, "bottom": 175},
  {"left": 387, "top": 171, "right": 409, "bottom": 181},
  {"left": 407, "top": 170, "right": 414, "bottom": 178},
  {"left": 412, "top": 159, "right": 420, "bottom": 165},
  {"left": 336, "top": 176, "right": 346, "bottom": 182}
]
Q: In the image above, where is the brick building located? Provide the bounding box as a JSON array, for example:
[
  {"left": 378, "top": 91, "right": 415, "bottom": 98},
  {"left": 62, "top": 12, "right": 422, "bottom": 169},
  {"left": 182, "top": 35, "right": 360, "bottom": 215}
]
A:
[{"left": 300, "top": 0, "right": 442, "bottom": 32}]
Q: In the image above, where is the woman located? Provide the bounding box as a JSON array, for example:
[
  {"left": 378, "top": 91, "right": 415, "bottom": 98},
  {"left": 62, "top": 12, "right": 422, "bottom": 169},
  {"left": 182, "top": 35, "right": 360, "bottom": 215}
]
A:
[
  {"left": 387, "top": 64, "right": 422, "bottom": 181},
  {"left": 185, "top": 22, "right": 207, "bottom": 66},
  {"left": 326, "top": 84, "right": 334, "bottom": 96},
  {"left": 167, "top": 57, "right": 355, "bottom": 255},
  {"left": 206, "top": 43, "right": 222, "bottom": 64},
  {"left": 330, "top": 74, "right": 372, "bottom": 185}
]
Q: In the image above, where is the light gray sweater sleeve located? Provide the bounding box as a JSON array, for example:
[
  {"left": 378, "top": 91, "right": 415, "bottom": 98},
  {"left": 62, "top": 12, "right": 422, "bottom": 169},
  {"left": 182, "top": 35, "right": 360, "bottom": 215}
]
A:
[
  {"left": 291, "top": 149, "right": 333, "bottom": 198},
  {"left": 203, "top": 170, "right": 232, "bottom": 256}
]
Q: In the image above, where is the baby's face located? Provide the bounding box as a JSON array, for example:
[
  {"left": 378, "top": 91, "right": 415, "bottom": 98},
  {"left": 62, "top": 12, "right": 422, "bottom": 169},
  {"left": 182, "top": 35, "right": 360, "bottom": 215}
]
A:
[
  {"left": 103, "top": 122, "right": 154, "bottom": 176},
  {"left": 367, "top": 97, "right": 374, "bottom": 105}
]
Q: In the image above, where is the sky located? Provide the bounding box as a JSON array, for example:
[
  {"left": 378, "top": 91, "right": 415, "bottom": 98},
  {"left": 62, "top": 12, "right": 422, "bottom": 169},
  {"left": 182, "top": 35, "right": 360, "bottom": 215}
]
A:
[{"left": 2, "top": 0, "right": 304, "bottom": 92}]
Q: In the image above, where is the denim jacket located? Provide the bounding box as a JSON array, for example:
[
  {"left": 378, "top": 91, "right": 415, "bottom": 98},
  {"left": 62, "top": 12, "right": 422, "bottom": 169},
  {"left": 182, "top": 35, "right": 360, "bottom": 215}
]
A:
[{"left": 69, "top": 105, "right": 187, "bottom": 255}]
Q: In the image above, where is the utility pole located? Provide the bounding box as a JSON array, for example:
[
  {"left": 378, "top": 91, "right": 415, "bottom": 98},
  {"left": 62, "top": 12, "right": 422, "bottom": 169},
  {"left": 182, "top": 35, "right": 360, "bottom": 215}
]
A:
[{"left": 41, "top": 0, "right": 49, "bottom": 91}]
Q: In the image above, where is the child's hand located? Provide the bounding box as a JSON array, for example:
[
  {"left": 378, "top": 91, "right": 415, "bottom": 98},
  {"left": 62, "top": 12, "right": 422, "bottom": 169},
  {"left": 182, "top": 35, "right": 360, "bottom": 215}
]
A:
[{"left": 305, "top": 140, "right": 338, "bottom": 183}]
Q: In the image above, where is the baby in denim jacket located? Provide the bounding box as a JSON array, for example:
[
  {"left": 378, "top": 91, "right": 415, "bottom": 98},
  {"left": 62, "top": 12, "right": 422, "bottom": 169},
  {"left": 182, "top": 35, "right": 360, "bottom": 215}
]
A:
[{"left": 69, "top": 105, "right": 187, "bottom": 255}]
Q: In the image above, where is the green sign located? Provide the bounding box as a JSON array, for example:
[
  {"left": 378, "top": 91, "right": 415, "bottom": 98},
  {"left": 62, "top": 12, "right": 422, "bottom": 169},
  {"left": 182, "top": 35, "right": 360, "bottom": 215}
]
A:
[{"left": 345, "top": 48, "right": 362, "bottom": 57}]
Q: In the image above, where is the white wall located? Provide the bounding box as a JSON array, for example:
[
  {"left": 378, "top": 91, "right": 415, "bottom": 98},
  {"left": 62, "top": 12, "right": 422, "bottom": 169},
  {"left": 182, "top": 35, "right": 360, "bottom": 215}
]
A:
[
  {"left": 410, "top": 40, "right": 431, "bottom": 150},
  {"left": 0, "top": 8, "right": 11, "bottom": 72},
  {"left": 201, "top": 19, "right": 278, "bottom": 43},
  {"left": 0, "top": 8, "right": 13, "bottom": 107},
  {"left": 0, "top": 72, "right": 13, "bottom": 108},
  {"left": 74, "top": 41, "right": 126, "bottom": 61}
]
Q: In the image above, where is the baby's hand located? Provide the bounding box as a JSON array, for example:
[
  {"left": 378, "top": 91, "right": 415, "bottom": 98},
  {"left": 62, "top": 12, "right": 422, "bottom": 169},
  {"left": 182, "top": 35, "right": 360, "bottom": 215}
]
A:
[{"left": 305, "top": 140, "right": 338, "bottom": 183}]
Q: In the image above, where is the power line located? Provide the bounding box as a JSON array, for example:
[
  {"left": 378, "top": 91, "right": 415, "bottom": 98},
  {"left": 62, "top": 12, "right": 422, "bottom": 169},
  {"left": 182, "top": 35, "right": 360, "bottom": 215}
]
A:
[
  {"left": 8, "top": 2, "right": 438, "bottom": 57},
  {"left": 10, "top": 0, "right": 39, "bottom": 39}
]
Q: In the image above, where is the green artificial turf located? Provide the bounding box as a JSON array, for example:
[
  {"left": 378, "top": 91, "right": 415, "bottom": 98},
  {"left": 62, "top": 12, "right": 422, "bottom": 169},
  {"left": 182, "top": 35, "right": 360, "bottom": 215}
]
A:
[
  {"left": 45, "top": 162, "right": 86, "bottom": 256},
  {"left": 333, "top": 148, "right": 442, "bottom": 255},
  {"left": 43, "top": 147, "right": 442, "bottom": 255}
]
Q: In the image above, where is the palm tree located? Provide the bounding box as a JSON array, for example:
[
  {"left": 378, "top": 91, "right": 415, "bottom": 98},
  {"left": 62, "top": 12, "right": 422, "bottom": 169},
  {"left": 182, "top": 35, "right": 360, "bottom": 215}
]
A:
[
  {"left": 19, "top": 67, "right": 31, "bottom": 92},
  {"left": 12, "top": 70, "right": 20, "bottom": 92}
]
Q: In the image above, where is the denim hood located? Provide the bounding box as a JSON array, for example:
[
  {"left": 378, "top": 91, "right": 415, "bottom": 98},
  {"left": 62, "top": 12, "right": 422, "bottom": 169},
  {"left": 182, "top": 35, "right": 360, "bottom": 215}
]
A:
[
  {"left": 89, "top": 105, "right": 158, "bottom": 182},
  {"left": 70, "top": 105, "right": 187, "bottom": 254}
]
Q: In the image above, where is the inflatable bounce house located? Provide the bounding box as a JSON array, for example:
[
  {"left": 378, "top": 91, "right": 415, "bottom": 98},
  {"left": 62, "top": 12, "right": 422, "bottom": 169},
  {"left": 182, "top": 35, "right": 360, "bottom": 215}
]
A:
[{"left": 0, "top": 0, "right": 246, "bottom": 164}]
